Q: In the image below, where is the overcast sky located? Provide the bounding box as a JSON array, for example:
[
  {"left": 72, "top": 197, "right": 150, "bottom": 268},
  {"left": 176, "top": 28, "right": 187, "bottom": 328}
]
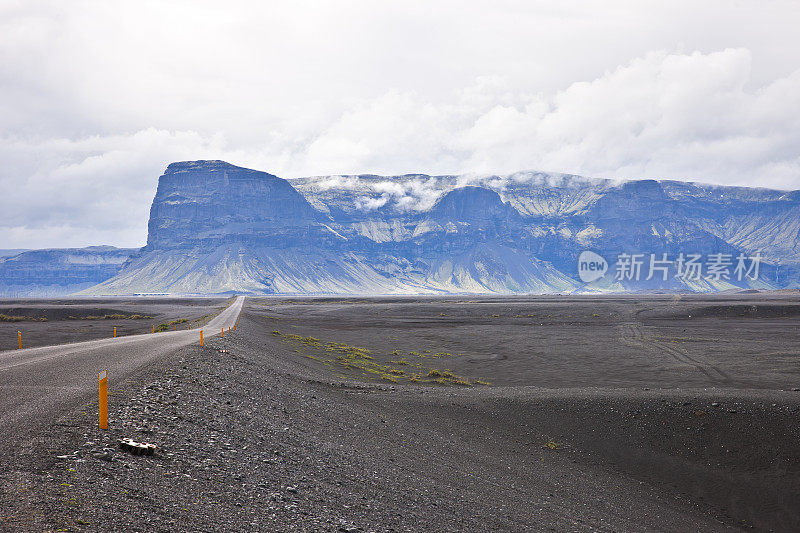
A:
[{"left": 1, "top": 0, "right": 799, "bottom": 248}]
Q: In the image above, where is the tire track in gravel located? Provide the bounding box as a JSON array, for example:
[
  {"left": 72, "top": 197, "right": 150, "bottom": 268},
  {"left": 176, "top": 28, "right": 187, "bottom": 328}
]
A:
[{"left": 619, "top": 322, "right": 731, "bottom": 384}]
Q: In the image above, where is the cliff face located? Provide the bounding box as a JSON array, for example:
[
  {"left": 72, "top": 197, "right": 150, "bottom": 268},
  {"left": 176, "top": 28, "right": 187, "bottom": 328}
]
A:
[
  {"left": 12, "top": 160, "right": 800, "bottom": 296},
  {"left": 0, "top": 247, "right": 135, "bottom": 297},
  {"left": 146, "top": 160, "right": 319, "bottom": 249}
]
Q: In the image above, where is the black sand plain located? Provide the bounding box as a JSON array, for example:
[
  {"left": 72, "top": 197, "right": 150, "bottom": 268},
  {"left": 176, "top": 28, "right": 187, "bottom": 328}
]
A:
[
  {"left": 0, "top": 297, "right": 229, "bottom": 350},
  {"left": 2, "top": 293, "right": 800, "bottom": 531}
]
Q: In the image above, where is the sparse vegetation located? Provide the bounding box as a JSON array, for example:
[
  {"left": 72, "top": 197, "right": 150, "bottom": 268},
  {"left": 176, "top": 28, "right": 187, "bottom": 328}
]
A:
[
  {"left": 67, "top": 314, "right": 152, "bottom": 320},
  {"left": 425, "top": 368, "right": 471, "bottom": 385},
  {"left": 154, "top": 318, "right": 189, "bottom": 332},
  {"left": 543, "top": 439, "right": 562, "bottom": 450},
  {"left": 0, "top": 314, "right": 46, "bottom": 322},
  {"left": 275, "top": 331, "right": 479, "bottom": 387}
]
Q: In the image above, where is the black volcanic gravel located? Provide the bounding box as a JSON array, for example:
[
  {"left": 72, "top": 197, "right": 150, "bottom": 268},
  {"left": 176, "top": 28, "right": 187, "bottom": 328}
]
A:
[{"left": 2, "top": 304, "right": 799, "bottom": 531}]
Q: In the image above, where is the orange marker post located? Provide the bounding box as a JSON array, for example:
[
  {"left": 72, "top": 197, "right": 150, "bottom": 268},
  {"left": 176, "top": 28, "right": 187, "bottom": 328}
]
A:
[
  {"left": 99, "top": 370, "right": 108, "bottom": 430},
  {"left": 17, "top": 331, "right": 22, "bottom": 349},
  {"left": 221, "top": 327, "right": 224, "bottom": 338},
  {"left": 200, "top": 330, "right": 204, "bottom": 346},
  {"left": 113, "top": 327, "right": 117, "bottom": 338},
  {"left": 152, "top": 325, "right": 155, "bottom": 334}
]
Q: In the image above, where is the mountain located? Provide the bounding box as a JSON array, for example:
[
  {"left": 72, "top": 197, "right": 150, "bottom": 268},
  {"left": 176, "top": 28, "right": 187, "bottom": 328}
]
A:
[
  {"left": 75, "top": 160, "right": 797, "bottom": 295},
  {"left": 4, "top": 160, "right": 796, "bottom": 296},
  {"left": 145, "top": 160, "right": 320, "bottom": 249},
  {"left": 0, "top": 249, "right": 30, "bottom": 258},
  {"left": 0, "top": 246, "right": 136, "bottom": 297}
]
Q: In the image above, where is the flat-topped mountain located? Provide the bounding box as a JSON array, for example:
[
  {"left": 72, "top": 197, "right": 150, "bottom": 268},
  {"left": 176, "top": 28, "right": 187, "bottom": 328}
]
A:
[
  {"left": 146, "top": 161, "right": 319, "bottom": 249},
  {"left": 0, "top": 246, "right": 136, "bottom": 297},
  {"left": 75, "top": 160, "right": 798, "bottom": 295}
]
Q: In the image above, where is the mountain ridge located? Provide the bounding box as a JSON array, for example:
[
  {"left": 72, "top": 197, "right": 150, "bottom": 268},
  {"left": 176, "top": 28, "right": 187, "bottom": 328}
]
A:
[
  {"left": 0, "top": 246, "right": 137, "bottom": 297},
  {"left": 3, "top": 160, "right": 797, "bottom": 296},
  {"left": 74, "top": 160, "right": 797, "bottom": 295}
]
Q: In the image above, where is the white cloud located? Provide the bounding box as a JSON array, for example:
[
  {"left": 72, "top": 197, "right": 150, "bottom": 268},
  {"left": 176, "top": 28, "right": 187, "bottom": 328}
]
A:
[
  {"left": 354, "top": 195, "right": 389, "bottom": 211},
  {"left": 1, "top": 2, "right": 800, "bottom": 247},
  {"left": 0, "top": 129, "right": 239, "bottom": 247},
  {"left": 294, "top": 48, "right": 800, "bottom": 186}
]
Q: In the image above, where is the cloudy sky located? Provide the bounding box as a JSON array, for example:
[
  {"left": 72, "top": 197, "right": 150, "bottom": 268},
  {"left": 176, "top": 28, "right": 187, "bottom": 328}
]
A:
[{"left": 1, "top": 0, "right": 799, "bottom": 248}]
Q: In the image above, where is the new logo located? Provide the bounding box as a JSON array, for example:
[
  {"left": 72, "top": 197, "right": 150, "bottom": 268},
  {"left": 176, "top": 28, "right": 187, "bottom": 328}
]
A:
[{"left": 578, "top": 251, "right": 608, "bottom": 283}]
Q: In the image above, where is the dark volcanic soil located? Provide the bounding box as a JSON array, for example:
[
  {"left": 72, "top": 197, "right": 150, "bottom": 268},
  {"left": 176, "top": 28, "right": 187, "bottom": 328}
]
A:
[
  {"left": 2, "top": 295, "right": 800, "bottom": 531},
  {"left": 255, "top": 294, "right": 800, "bottom": 390},
  {"left": 0, "top": 298, "right": 229, "bottom": 351}
]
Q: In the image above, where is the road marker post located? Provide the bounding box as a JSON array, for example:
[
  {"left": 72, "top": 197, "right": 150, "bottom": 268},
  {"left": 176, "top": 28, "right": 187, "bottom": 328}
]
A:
[
  {"left": 152, "top": 325, "right": 155, "bottom": 334},
  {"left": 200, "top": 330, "right": 204, "bottom": 346},
  {"left": 99, "top": 370, "right": 108, "bottom": 430},
  {"left": 17, "top": 331, "right": 22, "bottom": 349},
  {"left": 221, "top": 327, "right": 224, "bottom": 338},
  {"left": 113, "top": 327, "right": 117, "bottom": 338}
]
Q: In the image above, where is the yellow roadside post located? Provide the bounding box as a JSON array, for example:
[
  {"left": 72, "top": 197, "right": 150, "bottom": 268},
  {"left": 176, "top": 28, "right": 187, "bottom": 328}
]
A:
[
  {"left": 17, "top": 331, "right": 22, "bottom": 349},
  {"left": 200, "top": 330, "right": 204, "bottom": 346},
  {"left": 99, "top": 370, "right": 108, "bottom": 430}
]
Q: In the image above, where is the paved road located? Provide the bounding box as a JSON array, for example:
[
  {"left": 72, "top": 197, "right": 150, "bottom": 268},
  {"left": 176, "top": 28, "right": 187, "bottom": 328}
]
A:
[{"left": 0, "top": 296, "right": 244, "bottom": 433}]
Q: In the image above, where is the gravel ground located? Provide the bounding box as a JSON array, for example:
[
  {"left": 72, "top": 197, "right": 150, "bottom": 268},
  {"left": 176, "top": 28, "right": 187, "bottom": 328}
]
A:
[{"left": 2, "top": 301, "right": 799, "bottom": 531}]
